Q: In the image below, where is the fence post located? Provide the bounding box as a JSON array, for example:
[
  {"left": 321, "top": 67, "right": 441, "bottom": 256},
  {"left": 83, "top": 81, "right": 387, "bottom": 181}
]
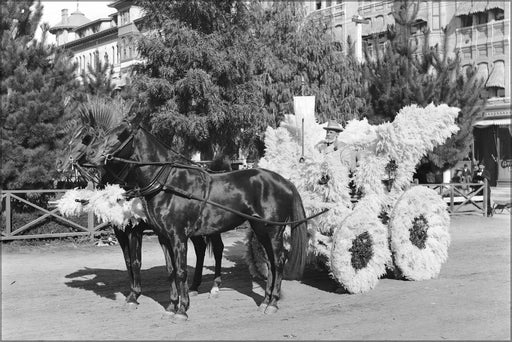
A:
[
  {"left": 483, "top": 178, "right": 488, "bottom": 216},
  {"left": 450, "top": 183, "right": 454, "bottom": 212},
  {"left": 88, "top": 211, "right": 94, "bottom": 236},
  {"left": 5, "top": 193, "right": 11, "bottom": 234}
]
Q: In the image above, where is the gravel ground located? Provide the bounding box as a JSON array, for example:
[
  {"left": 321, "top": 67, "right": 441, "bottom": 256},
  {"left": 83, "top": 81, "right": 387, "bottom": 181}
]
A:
[{"left": 1, "top": 213, "right": 510, "bottom": 340}]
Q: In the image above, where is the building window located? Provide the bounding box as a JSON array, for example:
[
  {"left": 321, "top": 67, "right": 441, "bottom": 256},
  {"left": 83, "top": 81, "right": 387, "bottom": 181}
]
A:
[
  {"left": 432, "top": 1, "right": 441, "bottom": 30},
  {"left": 122, "top": 38, "right": 127, "bottom": 59},
  {"left": 120, "top": 10, "right": 130, "bottom": 25},
  {"left": 494, "top": 9, "right": 505, "bottom": 21},
  {"left": 460, "top": 15, "right": 472, "bottom": 27},
  {"left": 475, "top": 12, "right": 488, "bottom": 25},
  {"left": 485, "top": 87, "right": 505, "bottom": 98},
  {"left": 316, "top": 1, "right": 322, "bottom": 10},
  {"left": 411, "top": 21, "right": 427, "bottom": 34}
]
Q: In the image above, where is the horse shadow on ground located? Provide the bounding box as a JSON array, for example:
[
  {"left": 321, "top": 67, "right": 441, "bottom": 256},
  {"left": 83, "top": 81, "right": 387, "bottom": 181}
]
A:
[
  {"left": 64, "top": 241, "right": 264, "bottom": 310},
  {"left": 64, "top": 240, "right": 341, "bottom": 310}
]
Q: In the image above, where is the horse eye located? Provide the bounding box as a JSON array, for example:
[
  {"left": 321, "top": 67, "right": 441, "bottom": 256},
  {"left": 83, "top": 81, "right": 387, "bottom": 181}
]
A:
[{"left": 82, "top": 135, "right": 92, "bottom": 145}]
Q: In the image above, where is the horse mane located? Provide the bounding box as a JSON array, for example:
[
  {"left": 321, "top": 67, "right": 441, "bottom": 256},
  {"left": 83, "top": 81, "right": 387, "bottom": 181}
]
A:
[{"left": 209, "top": 155, "right": 232, "bottom": 172}]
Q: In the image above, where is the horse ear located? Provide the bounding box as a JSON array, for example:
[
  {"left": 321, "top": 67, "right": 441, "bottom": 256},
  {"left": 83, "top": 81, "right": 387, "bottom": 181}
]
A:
[{"left": 127, "top": 104, "right": 146, "bottom": 129}]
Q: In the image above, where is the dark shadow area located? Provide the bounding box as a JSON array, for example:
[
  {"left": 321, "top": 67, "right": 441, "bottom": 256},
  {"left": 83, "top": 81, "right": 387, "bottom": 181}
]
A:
[
  {"left": 301, "top": 264, "right": 346, "bottom": 293},
  {"left": 222, "top": 239, "right": 344, "bottom": 295},
  {"left": 65, "top": 256, "right": 264, "bottom": 310},
  {"left": 206, "top": 240, "right": 265, "bottom": 305}
]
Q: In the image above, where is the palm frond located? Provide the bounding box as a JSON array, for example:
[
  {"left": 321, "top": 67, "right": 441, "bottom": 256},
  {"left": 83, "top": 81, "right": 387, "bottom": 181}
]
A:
[{"left": 77, "top": 96, "right": 134, "bottom": 133}]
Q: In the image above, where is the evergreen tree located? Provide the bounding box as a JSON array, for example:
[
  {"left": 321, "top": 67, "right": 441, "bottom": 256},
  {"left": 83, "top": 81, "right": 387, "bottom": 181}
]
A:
[
  {"left": 1, "top": 0, "right": 81, "bottom": 189},
  {"left": 253, "top": 2, "right": 368, "bottom": 126},
  {"left": 80, "top": 52, "right": 116, "bottom": 97},
  {"left": 134, "top": 0, "right": 269, "bottom": 159},
  {"left": 133, "top": 1, "right": 368, "bottom": 159},
  {"left": 363, "top": 0, "right": 486, "bottom": 170}
]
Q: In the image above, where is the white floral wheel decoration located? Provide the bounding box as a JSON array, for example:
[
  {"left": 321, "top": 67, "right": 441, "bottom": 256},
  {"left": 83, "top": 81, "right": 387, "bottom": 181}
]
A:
[
  {"left": 330, "top": 196, "right": 391, "bottom": 294},
  {"left": 388, "top": 186, "right": 450, "bottom": 281}
]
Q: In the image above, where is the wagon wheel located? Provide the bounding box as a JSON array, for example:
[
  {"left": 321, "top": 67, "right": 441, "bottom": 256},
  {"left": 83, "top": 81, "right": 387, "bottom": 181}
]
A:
[
  {"left": 388, "top": 186, "right": 450, "bottom": 281},
  {"left": 330, "top": 195, "right": 391, "bottom": 294}
]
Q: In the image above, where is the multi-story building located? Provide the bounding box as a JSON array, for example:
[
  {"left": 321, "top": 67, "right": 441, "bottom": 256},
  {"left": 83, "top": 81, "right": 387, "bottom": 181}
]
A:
[
  {"left": 49, "top": 0, "right": 144, "bottom": 89},
  {"left": 50, "top": 0, "right": 510, "bottom": 184}
]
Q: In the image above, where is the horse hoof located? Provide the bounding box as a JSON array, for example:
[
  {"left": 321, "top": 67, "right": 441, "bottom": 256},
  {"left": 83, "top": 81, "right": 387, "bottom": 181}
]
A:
[
  {"left": 189, "top": 290, "right": 199, "bottom": 297},
  {"left": 174, "top": 313, "right": 188, "bottom": 321},
  {"left": 163, "top": 311, "right": 176, "bottom": 318},
  {"left": 257, "top": 304, "right": 267, "bottom": 312},
  {"left": 209, "top": 287, "right": 220, "bottom": 298},
  {"left": 264, "top": 305, "right": 278, "bottom": 314},
  {"left": 125, "top": 302, "right": 138, "bottom": 310}
]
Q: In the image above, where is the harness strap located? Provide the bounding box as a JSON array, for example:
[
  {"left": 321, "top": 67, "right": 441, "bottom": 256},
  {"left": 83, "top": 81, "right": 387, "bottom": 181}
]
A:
[
  {"left": 161, "top": 184, "right": 329, "bottom": 227},
  {"left": 124, "top": 165, "right": 172, "bottom": 199}
]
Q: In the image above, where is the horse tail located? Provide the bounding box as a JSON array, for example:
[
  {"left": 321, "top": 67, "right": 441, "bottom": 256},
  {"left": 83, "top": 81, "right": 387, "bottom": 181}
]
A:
[{"left": 284, "top": 188, "right": 308, "bottom": 280}]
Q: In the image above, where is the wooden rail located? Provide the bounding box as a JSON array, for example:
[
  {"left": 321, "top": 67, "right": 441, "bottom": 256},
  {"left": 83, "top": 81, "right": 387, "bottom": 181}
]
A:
[
  {"left": 1, "top": 189, "right": 109, "bottom": 241},
  {"left": 422, "top": 179, "right": 489, "bottom": 216}
]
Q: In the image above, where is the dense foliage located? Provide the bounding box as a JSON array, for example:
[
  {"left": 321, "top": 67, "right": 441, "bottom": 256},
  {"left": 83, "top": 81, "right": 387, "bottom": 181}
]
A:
[
  {"left": 80, "top": 53, "right": 116, "bottom": 98},
  {"left": 133, "top": 0, "right": 368, "bottom": 160},
  {"left": 363, "top": 0, "right": 486, "bottom": 169},
  {"left": 1, "top": 0, "right": 81, "bottom": 189}
]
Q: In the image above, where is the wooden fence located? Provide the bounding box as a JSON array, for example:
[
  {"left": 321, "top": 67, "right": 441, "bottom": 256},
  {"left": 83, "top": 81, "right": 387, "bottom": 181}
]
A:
[
  {"left": 422, "top": 179, "right": 489, "bottom": 215},
  {"left": 0, "top": 181, "right": 492, "bottom": 241},
  {"left": 1, "top": 189, "right": 109, "bottom": 241}
]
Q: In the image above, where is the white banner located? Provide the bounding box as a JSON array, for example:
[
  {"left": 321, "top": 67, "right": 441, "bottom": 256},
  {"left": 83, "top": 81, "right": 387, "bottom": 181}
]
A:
[{"left": 293, "top": 96, "right": 316, "bottom": 124}]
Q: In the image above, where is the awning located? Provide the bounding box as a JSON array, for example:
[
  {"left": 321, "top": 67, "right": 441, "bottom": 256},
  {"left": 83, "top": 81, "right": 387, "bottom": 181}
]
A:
[
  {"left": 455, "top": 1, "right": 473, "bottom": 16},
  {"left": 486, "top": 60, "right": 505, "bottom": 88},
  {"left": 477, "top": 63, "right": 489, "bottom": 82},
  {"left": 486, "top": 1, "right": 505, "bottom": 10},
  {"left": 470, "top": 1, "right": 489, "bottom": 14},
  {"left": 415, "top": 1, "right": 429, "bottom": 22},
  {"left": 456, "top": 1, "right": 498, "bottom": 16},
  {"left": 473, "top": 118, "right": 511, "bottom": 127}
]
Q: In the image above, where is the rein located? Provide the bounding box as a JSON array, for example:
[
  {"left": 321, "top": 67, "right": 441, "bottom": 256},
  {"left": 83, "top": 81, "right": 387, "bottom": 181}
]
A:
[
  {"left": 162, "top": 184, "right": 329, "bottom": 227},
  {"left": 101, "top": 126, "right": 330, "bottom": 226},
  {"left": 117, "top": 162, "right": 329, "bottom": 227}
]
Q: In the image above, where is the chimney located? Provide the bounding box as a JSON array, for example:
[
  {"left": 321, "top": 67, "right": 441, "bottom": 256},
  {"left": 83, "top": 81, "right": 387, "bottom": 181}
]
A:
[{"left": 61, "top": 9, "right": 69, "bottom": 24}]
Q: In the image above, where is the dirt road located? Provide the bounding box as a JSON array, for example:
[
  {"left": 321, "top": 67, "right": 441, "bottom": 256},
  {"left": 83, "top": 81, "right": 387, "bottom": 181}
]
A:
[{"left": 1, "top": 214, "right": 510, "bottom": 340}]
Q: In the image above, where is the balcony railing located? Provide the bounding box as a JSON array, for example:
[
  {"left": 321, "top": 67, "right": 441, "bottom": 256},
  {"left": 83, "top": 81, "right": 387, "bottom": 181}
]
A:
[
  {"left": 309, "top": 3, "right": 345, "bottom": 20},
  {"left": 456, "top": 19, "right": 510, "bottom": 48},
  {"left": 359, "top": 1, "right": 393, "bottom": 16}
]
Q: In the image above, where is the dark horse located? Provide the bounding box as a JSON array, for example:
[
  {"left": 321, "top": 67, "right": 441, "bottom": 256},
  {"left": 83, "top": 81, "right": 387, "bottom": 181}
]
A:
[
  {"left": 58, "top": 126, "right": 226, "bottom": 305},
  {"left": 84, "top": 121, "right": 310, "bottom": 320}
]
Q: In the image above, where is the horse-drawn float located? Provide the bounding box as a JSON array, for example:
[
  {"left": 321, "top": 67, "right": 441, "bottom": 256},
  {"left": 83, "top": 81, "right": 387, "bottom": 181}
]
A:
[
  {"left": 55, "top": 100, "right": 459, "bottom": 319},
  {"left": 246, "top": 102, "right": 459, "bottom": 293}
]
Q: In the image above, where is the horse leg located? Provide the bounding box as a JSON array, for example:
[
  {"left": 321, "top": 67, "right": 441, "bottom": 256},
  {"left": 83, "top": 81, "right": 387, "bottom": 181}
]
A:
[
  {"left": 172, "top": 233, "right": 190, "bottom": 321},
  {"left": 250, "top": 223, "right": 275, "bottom": 312},
  {"left": 113, "top": 224, "right": 141, "bottom": 306},
  {"left": 158, "top": 236, "right": 179, "bottom": 315},
  {"left": 189, "top": 235, "right": 206, "bottom": 295},
  {"left": 126, "top": 224, "right": 143, "bottom": 304},
  {"left": 209, "top": 233, "right": 224, "bottom": 297},
  {"left": 264, "top": 226, "right": 286, "bottom": 314}
]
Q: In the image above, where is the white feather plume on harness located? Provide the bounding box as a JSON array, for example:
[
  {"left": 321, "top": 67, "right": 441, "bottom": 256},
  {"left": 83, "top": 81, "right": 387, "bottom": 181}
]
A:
[{"left": 55, "top": 184, "right": 146, "bottom": 229}]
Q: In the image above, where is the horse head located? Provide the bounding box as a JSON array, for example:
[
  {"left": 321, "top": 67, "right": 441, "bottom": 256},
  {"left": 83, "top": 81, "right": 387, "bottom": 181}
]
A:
[
  {"left": 87, "top": 120, "right": 135, "bottom": 168},
  {"left": 55, "top": 126, "right": 93, "bottom": 173}
]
